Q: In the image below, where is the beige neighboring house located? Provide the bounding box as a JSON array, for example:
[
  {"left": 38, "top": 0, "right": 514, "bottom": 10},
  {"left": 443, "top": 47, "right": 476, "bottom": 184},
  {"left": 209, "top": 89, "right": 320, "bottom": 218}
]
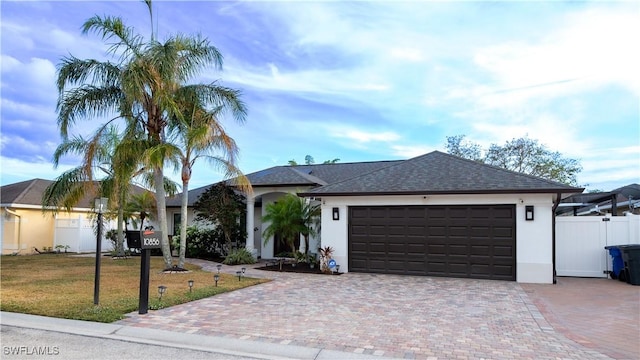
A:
[{"left": 1, "top": 178, "right": 109, "bottom": 255}]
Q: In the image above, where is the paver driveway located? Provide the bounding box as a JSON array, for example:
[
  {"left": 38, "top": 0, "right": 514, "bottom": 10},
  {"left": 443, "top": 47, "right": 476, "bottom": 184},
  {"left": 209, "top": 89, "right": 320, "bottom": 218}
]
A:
[{"left": 118, "top": 261, "right": 611, "bottom": 359}]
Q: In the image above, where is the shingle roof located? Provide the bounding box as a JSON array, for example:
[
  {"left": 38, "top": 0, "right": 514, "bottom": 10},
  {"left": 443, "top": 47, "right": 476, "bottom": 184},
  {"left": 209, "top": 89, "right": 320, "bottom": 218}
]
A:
[
  {"left": 299, "top": 151, "right": 583, "bottom": 196},
  {"left": 168, "top": 160, "right": 401, "bottom": 206},
  {"left": 241, "top": 160, "right": 401, "bottom": 187},
  {"left": 166, "top": 184, "right": 212, "bottom": 207},
  {"left": 1, "top": 179, "right": 55, "bottom": 206},
  {"left": 1, "top": 178, "right": 150, "bottom": 209}
]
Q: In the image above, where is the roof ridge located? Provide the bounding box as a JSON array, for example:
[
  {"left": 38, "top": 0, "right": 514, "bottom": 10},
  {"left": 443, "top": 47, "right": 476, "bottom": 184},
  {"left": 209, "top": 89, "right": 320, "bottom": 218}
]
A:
[
  {"left": 430, "top": 151, "right": 580, "bottom": 189},
  {"left": 14, "top": 179, "right": 41, "bottom": 204},
  {"left": 288, "top": 167, "right": 328, "bottom": 186},
  {"left": 307, "top": 157, "right": 405, "bottom": 190},
  {"left": 286, "top": 159, "right": 402, "bottom": 168}
]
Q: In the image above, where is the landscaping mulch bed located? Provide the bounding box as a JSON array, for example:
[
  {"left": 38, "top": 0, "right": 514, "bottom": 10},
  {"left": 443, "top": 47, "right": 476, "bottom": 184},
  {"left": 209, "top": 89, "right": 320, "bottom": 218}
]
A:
[{"left": 256, "top": 262, "right": 342, "bottom": 275}]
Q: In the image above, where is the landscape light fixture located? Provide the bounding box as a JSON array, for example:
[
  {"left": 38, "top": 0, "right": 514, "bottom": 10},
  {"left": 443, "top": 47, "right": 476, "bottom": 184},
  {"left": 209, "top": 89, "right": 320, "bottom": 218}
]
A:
[
  {"left": 525, "top": 205, "right": 534, "bottom": 221},
  {"left": 214, "top": 274, "right": 220, "bottom": 287},
  {"left": 241, "top": 267, "right": 246, "bottom": 277},
  {"left": 158, "top": 285, "right": 167, "bottom": 301},
  {"left": 236, "top": 271, "right": 242, "bottom": 281},
  {"left": 216, "top": 264, "right": 222, "bottom": 273},
  {"left": 188, "top": 280, "right": 194, "bottom": 293}
]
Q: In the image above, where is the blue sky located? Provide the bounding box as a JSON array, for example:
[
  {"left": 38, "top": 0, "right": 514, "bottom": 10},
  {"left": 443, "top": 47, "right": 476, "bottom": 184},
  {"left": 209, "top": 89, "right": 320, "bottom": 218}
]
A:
[{"left": 1, "top": 1, "right": 639, "bottom": 192}]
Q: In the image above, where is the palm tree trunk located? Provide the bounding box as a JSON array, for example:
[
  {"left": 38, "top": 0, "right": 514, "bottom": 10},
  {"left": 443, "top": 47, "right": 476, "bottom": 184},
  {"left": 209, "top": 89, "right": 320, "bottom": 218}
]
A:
[
  {"left": 116, "top": 190, "right": 126, "bottom": 256},
  {"left": 154, "top": 166, "right": 172, "bottom": 269},
  {"left": 177, "top": 178, "right": 189, "bottom": 268}
]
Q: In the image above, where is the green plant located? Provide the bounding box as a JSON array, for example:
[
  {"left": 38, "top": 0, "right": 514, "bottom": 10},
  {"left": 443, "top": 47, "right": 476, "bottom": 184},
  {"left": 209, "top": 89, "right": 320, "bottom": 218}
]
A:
[
  {"left": 294, "top": 251, "right": 307, "bottom": 263},
  {"left": 54, "top": 245, "right": 70, "bottom": 253},
  {"left": 106, "top": 229, "right": 119, "bottom": 252},
  {"left": 223, "top": 248, "right": 256, "bottom": 265},
  {"left": 172, "top": 226, "right": 231, "bottom": 260}
]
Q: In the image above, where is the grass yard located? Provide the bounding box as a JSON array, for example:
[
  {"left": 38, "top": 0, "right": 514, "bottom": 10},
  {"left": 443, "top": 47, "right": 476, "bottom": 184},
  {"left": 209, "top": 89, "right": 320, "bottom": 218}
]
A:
[{"left": 0, "top": 254, "right": 268, "bottom": 323}]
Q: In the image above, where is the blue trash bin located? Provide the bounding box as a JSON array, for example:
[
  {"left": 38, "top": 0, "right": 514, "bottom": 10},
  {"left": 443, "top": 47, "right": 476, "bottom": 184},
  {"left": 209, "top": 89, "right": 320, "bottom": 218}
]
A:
[{"left": 604, "top": 245, "right": 624, "bottom": 280}]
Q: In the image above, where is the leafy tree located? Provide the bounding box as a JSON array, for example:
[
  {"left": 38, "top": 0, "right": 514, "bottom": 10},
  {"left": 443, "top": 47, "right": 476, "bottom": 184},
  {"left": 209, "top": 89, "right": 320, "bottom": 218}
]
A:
[
  {"left": 445, "top": 135, "right": 482, "bottom": 162},
  {"left": 262, "top": 194, "right": 320, "bottom": 255},
  {"left": 55, "top": 1, "right": 245, "bottom": 269},
  {"left": 288, "top": 155, "right": 340, "bottom": 165},
  {"left": 193, "top": 183, "right": 247, "bottom": 255},
  {"left": 445, "top": 135, "right": 582, "bottom": 186}
]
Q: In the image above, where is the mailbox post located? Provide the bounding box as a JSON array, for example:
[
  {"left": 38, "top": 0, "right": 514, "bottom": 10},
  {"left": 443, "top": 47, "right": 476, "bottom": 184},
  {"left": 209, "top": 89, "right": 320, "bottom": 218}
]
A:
[{"left": 138, "top": 229, "right": 162, "bottom": 314}]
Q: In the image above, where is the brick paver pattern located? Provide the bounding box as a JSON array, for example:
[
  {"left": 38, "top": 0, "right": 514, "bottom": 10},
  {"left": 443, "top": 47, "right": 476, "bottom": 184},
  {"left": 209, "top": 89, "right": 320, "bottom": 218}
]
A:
[{"left": 117, "top": 260, "right": 617, "bottom": 360}]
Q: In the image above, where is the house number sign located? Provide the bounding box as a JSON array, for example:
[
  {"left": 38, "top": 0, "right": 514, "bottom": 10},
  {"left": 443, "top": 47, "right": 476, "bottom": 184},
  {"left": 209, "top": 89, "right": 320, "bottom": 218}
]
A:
[{"left": 141, "top": 230, "right": 162, "bottom": 249}]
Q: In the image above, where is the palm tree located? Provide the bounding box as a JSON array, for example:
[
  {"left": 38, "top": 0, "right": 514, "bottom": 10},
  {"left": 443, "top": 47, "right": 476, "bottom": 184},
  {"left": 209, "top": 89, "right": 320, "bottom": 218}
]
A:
[
  {"left": 299, "top": 198, "right": 321, "bottom": 255},
  {"left": 55, "top": 0, "right": 246, "bottom": 269},
  {"left": 262, "top": 194, "right": 319, "bottom": 255},
  {"left": 124, "top": 191, "right": 157, "bottom": 231},
  {"left": 163, "top": 94, "right": 249, "bottom": 268},
  {"left": 43, "top": 125, "right": 140, "bottom": 256}
]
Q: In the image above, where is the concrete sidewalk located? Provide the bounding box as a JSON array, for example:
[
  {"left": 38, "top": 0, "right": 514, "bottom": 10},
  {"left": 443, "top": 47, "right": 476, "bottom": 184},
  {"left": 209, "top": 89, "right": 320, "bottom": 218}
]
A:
[{"left": 0, "top": 312, "right": 396, "bottom": 360}]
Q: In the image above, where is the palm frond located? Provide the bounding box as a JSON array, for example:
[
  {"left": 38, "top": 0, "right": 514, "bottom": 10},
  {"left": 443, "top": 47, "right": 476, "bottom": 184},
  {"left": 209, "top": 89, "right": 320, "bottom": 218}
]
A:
[
  {"left": 57, "top": 85, "right": 123, "bottom": 138},
  {"left": 82, "top": 15, "right": 143, "bottom": 59}
]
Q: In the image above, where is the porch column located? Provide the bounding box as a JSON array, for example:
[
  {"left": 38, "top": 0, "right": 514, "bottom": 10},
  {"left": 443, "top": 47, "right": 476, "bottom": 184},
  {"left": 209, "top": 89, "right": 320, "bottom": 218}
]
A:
[{"left": 245, "top": 198, "right": 256, "bottom": 256}]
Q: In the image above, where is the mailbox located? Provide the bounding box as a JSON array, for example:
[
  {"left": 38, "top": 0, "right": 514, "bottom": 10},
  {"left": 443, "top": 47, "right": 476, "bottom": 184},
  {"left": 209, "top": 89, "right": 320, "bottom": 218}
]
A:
[{"left": 126, "top": 230, "right": 141, "bottom": 249}]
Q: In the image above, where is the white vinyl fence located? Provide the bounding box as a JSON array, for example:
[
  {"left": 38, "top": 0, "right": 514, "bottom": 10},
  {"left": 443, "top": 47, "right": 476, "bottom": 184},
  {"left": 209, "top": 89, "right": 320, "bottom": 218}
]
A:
[
  {"left": 54, "top": 215, "right": 114, "bottom": 253},
  {"left": 556, "top": 214, "right": 640, "bottom": 277}
]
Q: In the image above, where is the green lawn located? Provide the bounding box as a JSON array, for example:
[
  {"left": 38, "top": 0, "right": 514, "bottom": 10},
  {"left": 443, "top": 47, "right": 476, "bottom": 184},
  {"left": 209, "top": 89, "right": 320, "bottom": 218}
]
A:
[{"left": 0, "top": 254, "right": 267, "bottom": 322}]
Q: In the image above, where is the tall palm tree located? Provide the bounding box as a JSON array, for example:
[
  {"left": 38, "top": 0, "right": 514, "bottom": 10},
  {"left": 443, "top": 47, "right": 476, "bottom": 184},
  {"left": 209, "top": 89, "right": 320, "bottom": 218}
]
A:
[
  {"left": 55, "top": 1, "right": 246, "bottom": 269},
  {"left": 163, "top": 94, "right": 250, "bottom": 268}
]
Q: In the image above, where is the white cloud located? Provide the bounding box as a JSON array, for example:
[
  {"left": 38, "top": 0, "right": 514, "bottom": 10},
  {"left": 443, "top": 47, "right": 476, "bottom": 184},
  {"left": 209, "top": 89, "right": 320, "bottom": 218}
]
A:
[
  {"left": 390, "top": 47, "right": 425, "bottom": 62},
  {"left": 0, "top": 56, "right": 57, "bottom": 103},
  {"left": 330, "top": 128, "right": 400, "bottom": 143},
  {"left": 0, "top": 156, "right": 71, "bottom": 185},
  {"left": 465, "top": 5, "right": 640, "bottom": 109},
  {"left": 390, "top": 145, "right": 433, "bottom": 158}
]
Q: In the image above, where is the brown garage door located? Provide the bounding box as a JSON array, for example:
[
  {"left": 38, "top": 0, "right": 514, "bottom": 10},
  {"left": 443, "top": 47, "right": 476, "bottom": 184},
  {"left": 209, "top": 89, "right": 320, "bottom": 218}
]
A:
[{"left": 348, "top": 205, "right": 516, "bottom": 281}]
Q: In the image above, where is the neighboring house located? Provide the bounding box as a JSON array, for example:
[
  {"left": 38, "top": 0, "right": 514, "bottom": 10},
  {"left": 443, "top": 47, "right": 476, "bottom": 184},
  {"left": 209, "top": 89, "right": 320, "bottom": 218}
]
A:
[
  {"left": 174, "top": 151, "right": 583, "bottom": 284},
  {"left": 1, "top": 178, "right": 146, "bottom": 254},
  {"left": 556, "top": 183, "right": 640, "bottom": 216}
]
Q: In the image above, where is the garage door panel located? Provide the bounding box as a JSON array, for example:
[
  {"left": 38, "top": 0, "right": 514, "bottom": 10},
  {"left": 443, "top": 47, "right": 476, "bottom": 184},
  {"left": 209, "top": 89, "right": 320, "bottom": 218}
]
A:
[
  {"left": 448, "top": 262, "right": 470, "bottom": 275},
  {"left": 494, "top": 245, "right": 514, "bottom": 257},
  {"left": 349, "top": 205, "right": 516, "bottom": 280},
  {"left": 470, "top": 245, "right": 490, "bottom": 256}
]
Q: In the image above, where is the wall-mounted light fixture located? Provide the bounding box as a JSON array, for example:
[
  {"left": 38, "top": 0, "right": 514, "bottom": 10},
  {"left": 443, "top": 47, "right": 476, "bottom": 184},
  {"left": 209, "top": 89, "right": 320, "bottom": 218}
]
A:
[
  {"left": 332, "top": 207, "right": 339, "bottom": 221},
  {"left": 525, "top": 205, "right": 534, "bottom": 221}
]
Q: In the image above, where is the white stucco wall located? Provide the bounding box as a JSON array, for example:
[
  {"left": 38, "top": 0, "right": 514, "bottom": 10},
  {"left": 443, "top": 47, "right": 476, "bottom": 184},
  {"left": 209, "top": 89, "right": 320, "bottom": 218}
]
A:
[{"left": 319, "top": 193, "right": 556, "bottom": 283}]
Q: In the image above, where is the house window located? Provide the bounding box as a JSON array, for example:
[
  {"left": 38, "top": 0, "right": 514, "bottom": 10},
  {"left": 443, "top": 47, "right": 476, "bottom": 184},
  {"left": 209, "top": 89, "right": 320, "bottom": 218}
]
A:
[{"left": 173, "top": 213, "right": 181, "bottom": 235}]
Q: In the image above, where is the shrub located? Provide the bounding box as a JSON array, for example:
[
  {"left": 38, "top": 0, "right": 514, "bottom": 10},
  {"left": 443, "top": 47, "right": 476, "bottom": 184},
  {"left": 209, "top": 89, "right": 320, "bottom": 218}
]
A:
[
  {"left": 172, "top": 226, "right": 229, "bottom": 260},
  {"left": 223, "top": 248, "right": 256, "bottom": 265}
]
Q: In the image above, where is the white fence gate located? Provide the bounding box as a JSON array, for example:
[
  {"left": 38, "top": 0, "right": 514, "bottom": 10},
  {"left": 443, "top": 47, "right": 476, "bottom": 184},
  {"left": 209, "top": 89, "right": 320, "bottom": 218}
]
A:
[
  {"left": 54, "top": 215, "right": 114, "bottom": 253},
  {"left": 556, "top": 214, "right": 640, "bottom": 277}
]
